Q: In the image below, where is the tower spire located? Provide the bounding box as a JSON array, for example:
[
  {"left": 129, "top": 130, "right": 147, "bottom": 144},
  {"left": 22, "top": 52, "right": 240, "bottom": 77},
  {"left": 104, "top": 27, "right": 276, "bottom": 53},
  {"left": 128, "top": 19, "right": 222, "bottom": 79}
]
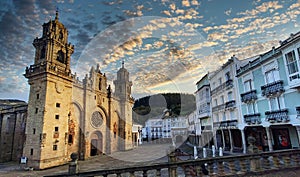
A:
[
  {"left": 55, "top": 7, "right": 59, "bottom": 20},
  {"left": 122, "top": 60, "right": 124, "bottom": 68}
]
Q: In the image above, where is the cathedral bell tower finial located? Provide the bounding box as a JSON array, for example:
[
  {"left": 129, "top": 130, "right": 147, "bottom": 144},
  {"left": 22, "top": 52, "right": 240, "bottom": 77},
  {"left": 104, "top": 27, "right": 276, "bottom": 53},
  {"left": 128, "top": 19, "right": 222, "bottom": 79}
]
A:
[{"left": 55, "top": 7, "right": 59, "bottom": 20}]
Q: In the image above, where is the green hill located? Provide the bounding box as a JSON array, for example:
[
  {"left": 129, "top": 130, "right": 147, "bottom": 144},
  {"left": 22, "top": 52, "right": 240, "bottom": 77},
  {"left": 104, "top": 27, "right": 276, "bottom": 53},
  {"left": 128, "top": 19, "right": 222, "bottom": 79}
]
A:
[{"left": 132, "top": 93, "right": 195, "bottom": 125}]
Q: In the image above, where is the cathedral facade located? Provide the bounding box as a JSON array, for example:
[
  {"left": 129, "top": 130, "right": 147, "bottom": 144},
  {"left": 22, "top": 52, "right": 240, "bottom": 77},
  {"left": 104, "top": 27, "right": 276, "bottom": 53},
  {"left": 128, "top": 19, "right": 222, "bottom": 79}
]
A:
[{"left": 23, "top": 12, "right": 134, "bottom": 169}]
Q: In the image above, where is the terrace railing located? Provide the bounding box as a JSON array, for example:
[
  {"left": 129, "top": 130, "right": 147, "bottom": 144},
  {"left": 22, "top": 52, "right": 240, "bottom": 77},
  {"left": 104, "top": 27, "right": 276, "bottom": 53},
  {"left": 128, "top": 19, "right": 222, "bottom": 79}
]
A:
[{"left": 45, "top": 149, "right": 300, "bottom": 177}]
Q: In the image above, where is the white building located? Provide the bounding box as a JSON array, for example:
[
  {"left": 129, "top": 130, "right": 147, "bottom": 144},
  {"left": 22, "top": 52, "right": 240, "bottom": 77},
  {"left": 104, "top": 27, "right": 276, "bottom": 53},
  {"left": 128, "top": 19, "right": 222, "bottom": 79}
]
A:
[{"left": 144, "top": 110, "right": 188, "bottom": 143}]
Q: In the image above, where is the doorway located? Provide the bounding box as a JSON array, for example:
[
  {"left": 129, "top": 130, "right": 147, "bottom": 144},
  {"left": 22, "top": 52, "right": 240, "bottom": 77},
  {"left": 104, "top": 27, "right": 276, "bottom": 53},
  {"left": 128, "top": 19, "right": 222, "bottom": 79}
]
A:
[{"left": 90, "top": 131, "right": 103, "bottom": 156}]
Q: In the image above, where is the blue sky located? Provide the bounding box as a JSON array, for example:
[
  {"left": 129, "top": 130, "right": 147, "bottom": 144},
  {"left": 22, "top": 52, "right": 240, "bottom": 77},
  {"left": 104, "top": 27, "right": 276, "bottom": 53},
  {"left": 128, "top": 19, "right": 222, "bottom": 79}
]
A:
[{"left": 0, "top": 0, "right": 300, "bottom": 101}]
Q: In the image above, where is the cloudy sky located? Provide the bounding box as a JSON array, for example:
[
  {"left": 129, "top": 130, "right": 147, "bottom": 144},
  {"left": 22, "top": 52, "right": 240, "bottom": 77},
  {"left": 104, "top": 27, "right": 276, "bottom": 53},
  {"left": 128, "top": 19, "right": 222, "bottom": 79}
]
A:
[{"left": 0, "top": 0, "right": 300, "bottom": 101}]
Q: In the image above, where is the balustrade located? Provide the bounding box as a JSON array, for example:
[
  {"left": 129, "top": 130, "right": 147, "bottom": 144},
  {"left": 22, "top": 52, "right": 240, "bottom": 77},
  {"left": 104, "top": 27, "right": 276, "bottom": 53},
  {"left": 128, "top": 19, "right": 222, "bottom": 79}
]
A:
[
  {"left": 45, "top": 149, "right": 300, "bottom": 177},
  {"left": 244, "top": 113, "right": 261, "bottom": 124},
  {"left": 241, "top": 90, "right": 257, "bottom": 103},
  {"left": 225, "top": 100, "right": 236, "bottom": 110},
  {"left": 261, "top": 80, "right": 284, "bottom": 97},
  {"left": 212, "top": 103, "right": 225, "bottom": 112},
  {"left": 265, "top": 109, "right": 289, "bottom": 123}
]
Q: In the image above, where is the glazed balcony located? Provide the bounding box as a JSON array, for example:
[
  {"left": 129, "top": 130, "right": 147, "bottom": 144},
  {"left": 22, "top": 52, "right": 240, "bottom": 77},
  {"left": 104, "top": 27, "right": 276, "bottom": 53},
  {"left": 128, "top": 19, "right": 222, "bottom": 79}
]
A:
[
  {"left": 241, "top": 90, "right": 257, "bottom": 103},
  {"left": 261, "top": 80, "right": 284, "bottom": 97},
  {"left": 265, "top": 108, "right": 289, "bottom": 123},
  {"left": 225, "top": 100, "right": 236, "bottom": 110},
  {"left": 244, "top": 113, "right": 261, "bottom": 125},
  {"left": 212, "top": 103, "right": 225, "bottom": 112}
]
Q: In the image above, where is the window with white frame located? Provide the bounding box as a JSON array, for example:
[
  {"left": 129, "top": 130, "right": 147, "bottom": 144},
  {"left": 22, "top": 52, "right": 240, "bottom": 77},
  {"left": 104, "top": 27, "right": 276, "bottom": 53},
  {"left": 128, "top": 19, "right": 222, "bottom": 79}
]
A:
[
  {"left": 214, "top": 113, "right": 219, "bottom": 122},
  {"left": 220, "top": 95, "right": 224, "bottom": 104},
  {"left": 285, "top": 50, "right": 300, "bottom": 81},
  {"left": 244, "top": 79, "right": 252, "bottom": 92},
  {"left": 230, "top": 110, "right": 235, "bottom": 119},
  {"left": 228, "top": 91, "right": 233, "bottom": 101},
  {"left": 214, "top": 99, "right": 218, "bottom": 106},
  {"left": 222, "top": 112, "right": 226, "bottom": 121},
  {"left": 265, "top": 69, "right": 280, "bottom": 84},
  {"left": 269, "top": 97, "right": 281, "bottom": 111},
  {"left": 247, "top": 102, "right": 256, "bottom": 114}
]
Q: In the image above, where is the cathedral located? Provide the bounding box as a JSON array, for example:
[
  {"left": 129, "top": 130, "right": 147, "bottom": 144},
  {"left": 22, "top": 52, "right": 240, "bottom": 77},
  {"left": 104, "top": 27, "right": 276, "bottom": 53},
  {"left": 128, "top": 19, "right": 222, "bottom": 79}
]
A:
[{"left": 22, "top": 11, "right": 134, "bottom": 169}]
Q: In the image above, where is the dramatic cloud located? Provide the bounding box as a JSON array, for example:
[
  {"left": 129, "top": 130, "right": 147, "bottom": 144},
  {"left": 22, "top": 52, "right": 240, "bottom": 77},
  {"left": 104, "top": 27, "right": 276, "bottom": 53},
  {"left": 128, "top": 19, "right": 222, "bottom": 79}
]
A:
[{"left": 0, "top": 0, "right": 300, "bottom": 101}]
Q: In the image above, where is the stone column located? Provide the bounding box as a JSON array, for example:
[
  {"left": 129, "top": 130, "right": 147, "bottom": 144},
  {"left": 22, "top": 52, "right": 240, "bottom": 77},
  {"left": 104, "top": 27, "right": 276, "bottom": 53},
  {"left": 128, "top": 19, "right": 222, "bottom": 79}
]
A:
[
  {"left": 265, "top": 127, "right": 273, "bottom": 152},
  {"left": 229, "top": 129, "right": 233, "bottom": 152},
  {"left": 221, "top": 130, "right": 225, "bottom": 149},
  {"left": 69, "top": 153, "right": 79, "bottom": 175},
  {"left": 247, "top": 136, "right": 260, "bottom": 172},
  {"left": 241, "top": 129, "right": 247, "bottom": 154},
  {"left": 167, "top": 146, "right": 177, "bottom": 177}
]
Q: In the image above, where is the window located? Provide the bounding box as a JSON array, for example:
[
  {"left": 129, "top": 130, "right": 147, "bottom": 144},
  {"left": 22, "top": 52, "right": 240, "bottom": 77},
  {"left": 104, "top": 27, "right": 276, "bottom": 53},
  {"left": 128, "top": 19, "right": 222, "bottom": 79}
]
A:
[
  {"left": 265, "top": 69, "right": 279, "bottom": 84},
  {"left": 285, "top": 50, "right": 300, "bottom": 81},
  {"left": 53, "top": 145, "right": 58, "bottom": 151},
  {"left": 40, "top": 47, "right": 45, "bottom": 59},
  {"left": 269, "top": 97, "right": 281, "bottom": 110},
  {"left": 230, "top": 110, "right": 235, "bottom": 119},
  {"left": 30, "top": 149, "right": 33, "bottom": 155},
  {"left": 218, "top": 78, "right": 222, "bottom": 86},
  {"left": 56, "top": 103, "right": 60, "bottom": 107},
  {"left": 220, "top": 95, "right": 224, "bottom": 104},
  {"left": 225, "top": 72, "right": 231, "bottom": 81},
  {"left": 247, "top": 103, "right": 256, "bottom": 114},
  {"left": 228, "top": 92, "right": 233, "bottom": 101},
  {"left": 68, "top": 134, "right": 73, "bottom": 144},
  {"left": 244, "top": 80, "right": 252, "bottom": 92},
  {"left": 214, "top": 113, "right": 219, "bottom": 122},
  {"left": 56, "top": 50, "right": 65, "bottom": 63},
  {"left": 99, "top": 78, "right": 102, "bottom": 90},
  {"left": 36, "top": 94, "right": 39, "bottom": 99},
  {"left": 55, "top": 115, "right": 59, "bottom": 120},
  {"left": 214, "top": 99, "right": 218, "bottom": 106},
  {"left": 35, "top": 108, "right": 38, "bottom": 114},
  {"left": 222, "top": 112, "right": 226, "bottom": 121},
  {"left": 55, "top": 127, "right": 59, "bottom": 132},
  {"left": 33, "top": 128, "right": 36, "bottom": 134}
]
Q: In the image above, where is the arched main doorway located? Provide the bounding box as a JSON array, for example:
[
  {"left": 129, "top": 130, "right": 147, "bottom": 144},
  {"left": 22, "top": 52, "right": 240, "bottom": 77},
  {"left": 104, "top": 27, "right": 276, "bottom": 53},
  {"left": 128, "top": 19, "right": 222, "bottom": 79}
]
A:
[{"left": 90, "top": 131, "right": 103, "bottom": 156}]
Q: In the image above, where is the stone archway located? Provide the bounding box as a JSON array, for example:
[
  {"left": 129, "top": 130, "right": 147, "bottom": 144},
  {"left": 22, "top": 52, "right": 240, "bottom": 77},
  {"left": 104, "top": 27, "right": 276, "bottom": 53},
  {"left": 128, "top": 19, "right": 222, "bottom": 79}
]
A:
[{"left": 90, "top": 131, "right": 103, "bottom": 156}]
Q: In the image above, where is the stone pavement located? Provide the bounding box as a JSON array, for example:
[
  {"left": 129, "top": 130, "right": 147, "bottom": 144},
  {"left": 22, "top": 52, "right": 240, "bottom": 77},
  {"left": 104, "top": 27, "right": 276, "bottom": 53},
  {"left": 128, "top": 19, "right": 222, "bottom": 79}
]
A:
[
  {"left": 1, "top": 143, "right": 300, "bottom": 177},
  {"left": 0, "top": 143, "right": 171, "bottom": 177}
]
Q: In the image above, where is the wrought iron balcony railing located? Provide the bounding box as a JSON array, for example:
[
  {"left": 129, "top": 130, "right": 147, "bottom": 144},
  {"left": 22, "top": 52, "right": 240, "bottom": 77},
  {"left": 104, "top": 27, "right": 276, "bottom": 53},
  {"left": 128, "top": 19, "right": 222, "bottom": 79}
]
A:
[
  {"left": 240, "top": 90, "right": 257, "bottom": 103},
  {"left": 211, "top": 79, "right": 234, "bottom": 95},
  {"left": 265, "top": 108, "right": 289, "bottom": 123},
  {"left": 296, "top": 106, "right": 300, "bottom": 115},
  {"left": 225, "top": 79, "right": 233, "bottom": 89},
  {"left": 225, "top": 100, "right": 236, "bottom": 110},
  {"left": 261, "top": 80, "right": 284, "bottom": 97},
  {"left": 212, "top": 103, "right": 225, "bottom": 112},
  {"left": 244, "top": 113, "right": 261, "bottom": 125}
]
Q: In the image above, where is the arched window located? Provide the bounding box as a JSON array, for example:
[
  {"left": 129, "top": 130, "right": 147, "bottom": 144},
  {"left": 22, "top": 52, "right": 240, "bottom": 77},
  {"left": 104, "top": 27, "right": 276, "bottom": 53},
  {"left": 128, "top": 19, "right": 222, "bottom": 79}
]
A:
[
  {"left": 40, "top": 47, "right": 46, "bottom": 59},
  {"left": 57, "top": 50, "right": 65, "bottom": 63}
]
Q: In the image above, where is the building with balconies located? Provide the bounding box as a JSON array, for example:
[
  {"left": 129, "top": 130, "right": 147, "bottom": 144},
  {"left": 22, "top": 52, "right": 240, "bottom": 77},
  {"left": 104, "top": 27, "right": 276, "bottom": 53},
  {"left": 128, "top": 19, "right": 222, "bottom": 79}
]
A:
[
  {"left": 209, "top": 56, "right": 243, "bottom": 152},
  {"left": 194, "top": 74, "right": 213, "bottom": 147},
  {"left": 236, "top": 32, "right": 300, "bottom": 152}
]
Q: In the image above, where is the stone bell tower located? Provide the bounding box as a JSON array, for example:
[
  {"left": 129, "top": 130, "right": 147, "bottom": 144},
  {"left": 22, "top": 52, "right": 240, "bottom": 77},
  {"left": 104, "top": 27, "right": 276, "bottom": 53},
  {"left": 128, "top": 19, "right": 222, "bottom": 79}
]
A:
[
  {"left": 23, "top": 11, "right": 74, "bottom": 169},
  {"left": 114, "top": 61, "right": 134, "bottom": 150}
]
